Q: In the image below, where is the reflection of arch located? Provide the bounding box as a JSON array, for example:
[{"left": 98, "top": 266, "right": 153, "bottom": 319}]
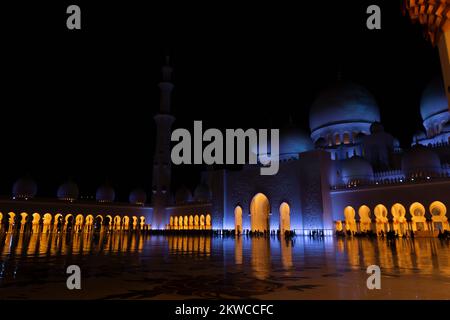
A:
[
  {"left": 234, "top": 206, "right": 243, "bottom": 235},
  {"left": 429, "top": 201, "right": 448, "bottom": 231},
  {"left": 279, "top": 202, "right": 291, "bottom": 233},
  {"left": 391, "top": 203, "right": 407, "bottom": 236},
  {"left": 206, "top": 214, "right": 211, "bottom": 229},
  {"left": 250, "top": 193, "right": 270, "bottom": 232},
  {"left": 374, "top": 204, "right": 389, "bottom": 234},
  {"left": 344, "top": 206, "right": 356, "bottom": 233},
  {"left": 358, "top": 205, "right": 372, "bottom": 232},
  {"left": 409, "top": 202, "right": 427, "bottom": 231}
]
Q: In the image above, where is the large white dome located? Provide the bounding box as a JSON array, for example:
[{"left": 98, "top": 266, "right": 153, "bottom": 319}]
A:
[{"left": 310, "top": 82, "right": 380, "bottom": 134}]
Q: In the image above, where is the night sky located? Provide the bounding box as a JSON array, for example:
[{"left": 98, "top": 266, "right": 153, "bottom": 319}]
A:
[{"left": 1, "top": 0, "right": 441, "bottom": 200}]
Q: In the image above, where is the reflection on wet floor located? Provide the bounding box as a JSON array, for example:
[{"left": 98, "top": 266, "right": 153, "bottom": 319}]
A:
[{"left": 1, "top": 230, "right": 450, "bottom": 299}]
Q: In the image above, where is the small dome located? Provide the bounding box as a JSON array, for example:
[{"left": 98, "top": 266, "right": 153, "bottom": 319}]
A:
[
  {"left": 12, "top": 177, "right": 37, "bottom": 199},
  {"left": 420, "top": 75, "right": 449, "bottom": 121},
  {"left": 250, "top": 125, "right": 313, "bottom": 160},
  {"left": 401, "top": 145, "right": 441, "bottom": 178},
  {"left": 175, "top": 186, "right": 192, "bottom": 205},
  {"left": 96, "top": 184, "right": 115, "bottom": 203},
  {"left": 129, "top": 188, "right": 147, "bottom": 205},
  {"left": 340, "top": 156, "right": 374, "bottom": 184},
  {"left": 57, "top": 180, "right": 79, "bottom": 201},
  {"left": 310, "top": 82, "right": 380, "bottom": 132},
  {"left": 193, "top": 183, "right": 211, "bottom": 202}
]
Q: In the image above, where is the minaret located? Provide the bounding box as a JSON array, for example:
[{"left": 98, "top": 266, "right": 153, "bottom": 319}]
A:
[{"left": 152, "top": 57, "right": 175, "bottom": 229}]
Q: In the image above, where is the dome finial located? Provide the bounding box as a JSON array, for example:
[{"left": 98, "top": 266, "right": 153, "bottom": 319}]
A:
[{"left": 161, "top": 55, "right": 173, "bottom": 82}]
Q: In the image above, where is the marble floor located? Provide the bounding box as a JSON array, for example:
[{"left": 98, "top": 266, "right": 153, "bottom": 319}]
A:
[{"left": 1, "top": 231, "right": 450, "bottom": 299}]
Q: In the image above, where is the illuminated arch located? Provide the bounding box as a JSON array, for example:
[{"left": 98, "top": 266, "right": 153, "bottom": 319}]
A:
[
  {"left": 183, "top": 216, "right": 188, "bottom": 230},
  {"left": 358, "top": 205, "right": 372, "bottom": 232},
  {"left": 174, "top": 216, "right": 179, "bottom": 229},
  {"left": 95, "top": 215, "right": 104, "bottom": 223},
  {"left": 194, "top": 215, "right": 199, "bottom": 229},
  {"left": 122, "top": 216, "right": 130, "bottom": 230},
  {"left": 20, "top": 212, "right": 28, "bottom": 225},
  {"left": 250, "top": 193, "right": 270, "bottom": 232},
  {"left": 43, "top": 213, "right": 52, "bottom": 225},
  {"left": 409, "top": 202, "right": 427, "bottom": 231},
  {"left": 429, "top": 201, "right": 448, "bottom": 231},
  {"left": 113, "top": 215, "right": 121, "bottom": 230},
  {"left": 85, "top": 214, "right": 94, "bottom": 225},
  {"left": 188, "top": 215, "right": 194, "bottom": 230},
  {"left": 391, "top": 203, "right": 407, "bottom": 236},
  {"left": 32, "top": 212, "right": 41, "bottom": 224},
  {"left": 205, "top": 214, "right": 211, "bottom": 229},
  {"left": 335, "top": 220, "right": 343, "bottom": 232},
  {"left": 132, "top": 216, "right": 138, "bottom": 229},
  {"left": 75, "top": 214, "right": 84, "bottom": 225},
  {"left": 234, "top": 206, "right": 243, "bottom": 235},
  {"left": 374, "top": 204, "right": 389, "bottom": 234},
  {"left": 200, "top": 215, "right": 205, "bottom": 229},
  {"left": 344, "top": 206, "right": 356, "bottom": 233},
  {"left": 279, "top": 202, "right": 291, "bottom": 234},
  {"left": 140, "top": 216, "right": 146, "bottom": 229},
  {"left": 106, "top": 215, "right": 113, "bottom": 226},
  {"left": 65, "top": 214, "right": 74, "bottom": 223},
  {"left": 0, "top": 212, "right": 3, "bottom": 224}
]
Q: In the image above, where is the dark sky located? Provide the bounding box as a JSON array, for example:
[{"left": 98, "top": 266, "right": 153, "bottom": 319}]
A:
[{"left": 1, "top": 0, "right": 441, "bottom": 200}]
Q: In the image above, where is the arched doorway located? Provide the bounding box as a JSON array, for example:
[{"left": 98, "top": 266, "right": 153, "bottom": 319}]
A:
[
  {"left": 279, "top": 202, "right": 291, "bottom": 234},
  {"left": 188, "top": 215, "right": 194, "bottom": 230},
  {"left": 194, "top": 215, "right": 199, "bottom": 229},
  {"left": 94, "top": 215, "right": 103, "bottom": 231},
  {"left": 358, "top": 205, "right": 372, "bottom": 233},
  {"left": 206, "top": 214, "right": 211, "bottom": 230},
  {"left": 174, "top": 216, "right": 179, "bottom": 230},
  {"left": 234, "top": 206, "right": 243, "bottom": 235},
  {"left": 42, "top": 213, "right": 52, "bottom": 233},
  {"left": 374, "top": 204, "right": 389, "bottom": 234},
  {"left": 250, "top": 193, "right": 270, "bottom": 232},
  {"left": 200, "top": 215, "right": 205, "bottom": 229},
  {"left": 113, "top": 216, "right": 121, "bottom": 231},
  {"left": 65, "top": 214, "right": 74, "bottom": 232},
  {"left": 429, "top": 201, "right": 448, "bottom": 231},
  {"left": 391, "top": 203, "right": 407, "bottom": 236},
  {"left": 32, "top": 213, "right": 41, "bottom": 233},
  {"left": 344, "top": 206, "right": 356, "bottom": 233},
  {"left": 409, "top": 202, "right": 427, "bottom": 231},
  {"left": 139, "top": 216, "right": 146, "bottom": 229}
]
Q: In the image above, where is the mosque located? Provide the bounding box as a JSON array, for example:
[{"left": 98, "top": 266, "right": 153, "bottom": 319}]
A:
[{"left": 1, "top": 63, "right": 449, "bottom": 237}]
